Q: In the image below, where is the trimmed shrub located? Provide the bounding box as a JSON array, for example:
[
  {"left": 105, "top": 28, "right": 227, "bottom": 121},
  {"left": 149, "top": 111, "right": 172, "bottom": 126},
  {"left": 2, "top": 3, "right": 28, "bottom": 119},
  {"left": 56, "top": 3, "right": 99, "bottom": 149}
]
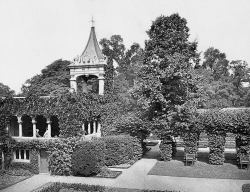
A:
[
  {"left": 208, "top": 133, "right": 226, "bottom": 165},
  {"left": 48, "top": 138, "right": 77, "bottom": 176},
  {"left": 236, "top": 134, "right": 250, "bottom": 162},
  {"left": 183, "top": 132, "right": 199, "bottom": 158},
  {"left": 99, "top": 135, "right": 142, "bottom": 166},
  {"left": 159, "top": 137, "right": 173, "bottom": 161},
  {"left": 72, "top": 140, "right": 105, "bottom": 176},
  {"left": 242, "top": 184, "right": 250, "bottom": 192},
  {"left": 131, "top": 136, "right": 143, "bottom": 161},
  {"left": 99, "top": 135, "right": 133, "bottom": 166},
  {"left": 32, "top": 182, "right": 180, "bottom": 192},
  {"left": 33, "top": 182, "right": 106, "bottom": 192}
]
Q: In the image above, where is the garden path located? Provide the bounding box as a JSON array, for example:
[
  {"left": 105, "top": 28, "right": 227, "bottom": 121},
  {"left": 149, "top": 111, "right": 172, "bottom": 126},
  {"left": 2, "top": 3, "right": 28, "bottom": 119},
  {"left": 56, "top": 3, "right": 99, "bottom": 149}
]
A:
[{"left": 1, "top": 141, "right": 249, "bottom": 192}]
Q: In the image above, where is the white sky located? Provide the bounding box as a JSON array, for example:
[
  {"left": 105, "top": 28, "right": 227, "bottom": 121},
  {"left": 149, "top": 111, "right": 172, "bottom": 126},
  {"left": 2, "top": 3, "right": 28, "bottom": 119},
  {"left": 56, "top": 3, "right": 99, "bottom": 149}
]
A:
[{"left": 0, "top": 0, "right": 250, "bottom": 94}]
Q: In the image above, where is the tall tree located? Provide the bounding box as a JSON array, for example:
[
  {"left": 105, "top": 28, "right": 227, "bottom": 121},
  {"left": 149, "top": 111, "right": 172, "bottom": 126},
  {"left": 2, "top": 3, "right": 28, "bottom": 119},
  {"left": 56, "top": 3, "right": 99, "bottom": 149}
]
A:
[
  {"left": 144, "top": 14, "right": 200, "bottom": 64},
  {"left": 99, "top": 35, "right": 125, "bottom": 64},
  {"left": 100, "top": 35, "right": 143, "bottom": 92},
  {"left": 21, "top": 59, "right": 70, "bottom": 96},
  {"left": 133, "top": 14, "right": 200, "bottom": 138}
]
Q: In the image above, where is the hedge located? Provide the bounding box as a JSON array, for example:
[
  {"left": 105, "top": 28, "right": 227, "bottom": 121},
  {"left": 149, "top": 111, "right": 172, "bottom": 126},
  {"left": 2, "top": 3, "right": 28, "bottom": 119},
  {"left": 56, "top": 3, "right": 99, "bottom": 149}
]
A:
[
  {"left": 72, "top": 140, "right": 105, "bottom": 176},
  {"left": 48, "top": 138, "right": 78, "bottom": 176},
  {"left": 183, "top": 132, "right": 199, "bottom": 158},
  {"left": 32, "top": 182, "right": 180, "bottom": 192},
  {"left": 236, "top": 134, "right": 250, "bottom": 162},
  {"left": 208, "top": 133, "right": 226, "bottom": 165},
  {"left": 159, "top": 137, "right": 173, "bottom": 161},
  {"left": 99, "top": 135, "right": 142, "bottom": 166},
  {"left": 242, "top": 184, "right": 250, "bottom": 192}
]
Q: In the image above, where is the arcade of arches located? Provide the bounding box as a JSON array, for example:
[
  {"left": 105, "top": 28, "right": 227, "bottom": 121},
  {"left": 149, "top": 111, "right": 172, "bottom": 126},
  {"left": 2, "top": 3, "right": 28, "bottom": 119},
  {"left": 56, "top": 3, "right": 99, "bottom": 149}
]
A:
[
  {"left": 7, "top": 114, "right": 101, "bottom": 138},
  {"left": 7, "top": 115, "right": 60, "bottom": 138}
]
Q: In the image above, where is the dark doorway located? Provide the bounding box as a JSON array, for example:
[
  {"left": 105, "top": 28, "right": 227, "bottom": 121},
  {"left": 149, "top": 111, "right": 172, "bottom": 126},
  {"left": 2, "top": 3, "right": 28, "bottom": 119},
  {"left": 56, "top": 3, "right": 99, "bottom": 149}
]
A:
[{"left": 51, "top": 116, "right": 60, "bottom": 137}]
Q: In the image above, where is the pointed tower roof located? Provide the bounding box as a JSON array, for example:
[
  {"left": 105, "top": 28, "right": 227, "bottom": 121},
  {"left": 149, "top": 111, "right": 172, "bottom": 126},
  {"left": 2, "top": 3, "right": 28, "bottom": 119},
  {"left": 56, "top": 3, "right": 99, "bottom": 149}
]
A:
[
  {"left": 81, "top": 26, "right": 104, "bottom": 61},
  {"left": 70, "top": 18, "right": 106, "bottom": 66}
]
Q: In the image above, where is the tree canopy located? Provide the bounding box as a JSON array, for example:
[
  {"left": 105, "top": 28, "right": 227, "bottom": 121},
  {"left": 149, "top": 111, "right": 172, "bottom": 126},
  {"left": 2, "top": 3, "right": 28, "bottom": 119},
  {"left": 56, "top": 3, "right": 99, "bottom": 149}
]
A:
[
  {"left": 21, "top": 59, "right": 71, "bottom": 96},
  {"left": 132, "top": 13, "right": 200, "bottom": 139},
  {"left": 0, "top": 83, "right": 15, "bottom": 97}
]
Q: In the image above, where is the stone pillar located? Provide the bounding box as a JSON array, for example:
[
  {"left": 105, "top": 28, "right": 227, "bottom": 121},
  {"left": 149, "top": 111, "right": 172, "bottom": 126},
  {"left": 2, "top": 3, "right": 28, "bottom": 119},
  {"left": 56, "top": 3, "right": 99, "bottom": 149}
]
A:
[
  {"left": 1, "top": 151, "right": 4, "bottom": 170},
  {"left": 31, "top": 117, "right": 37, "bottom": 138},
  {"left": 93, "top": 121, "right": 96, "bottom": 134},
  {"left": 70, "top": 80, "right": 77, "bottom": 92},
  {"left": 46, "top": 117, "right": 52, "bottom": 138},
  {"left": 17, "top": 116, "right": 22, "bottom": 137},
  {"left": 88, "top": 122, "right": 91, "bottom": 135},
  {"left": 98, "top": 76, "right": 105, "bottom": 95},
  {"left": 97, "top": 122, "right": 101, "bottom": 137}
]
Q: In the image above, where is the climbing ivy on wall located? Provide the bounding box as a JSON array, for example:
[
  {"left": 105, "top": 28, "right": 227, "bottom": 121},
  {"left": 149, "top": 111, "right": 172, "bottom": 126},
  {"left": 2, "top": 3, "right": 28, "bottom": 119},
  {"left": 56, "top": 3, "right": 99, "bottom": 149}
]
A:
[
  {"left": 104, "top": 57, "right": 115, "bottom": 94},
  {"left": 0, "top": 91, "right": 124, "bottom": 170}
]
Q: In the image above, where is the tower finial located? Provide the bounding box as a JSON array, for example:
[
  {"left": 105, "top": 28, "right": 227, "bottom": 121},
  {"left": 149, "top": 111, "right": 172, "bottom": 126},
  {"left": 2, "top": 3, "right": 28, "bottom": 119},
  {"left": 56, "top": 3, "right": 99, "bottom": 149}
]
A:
[{"left": 90, "top": 15, "right": 95, "bottom": 27}]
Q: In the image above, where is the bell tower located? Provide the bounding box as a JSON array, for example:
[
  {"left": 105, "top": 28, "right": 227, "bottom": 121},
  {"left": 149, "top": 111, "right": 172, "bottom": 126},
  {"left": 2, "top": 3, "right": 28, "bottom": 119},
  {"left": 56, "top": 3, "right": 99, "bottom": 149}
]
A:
[{"left": 68, "top": 18, "right": 107, "bottom": 95}]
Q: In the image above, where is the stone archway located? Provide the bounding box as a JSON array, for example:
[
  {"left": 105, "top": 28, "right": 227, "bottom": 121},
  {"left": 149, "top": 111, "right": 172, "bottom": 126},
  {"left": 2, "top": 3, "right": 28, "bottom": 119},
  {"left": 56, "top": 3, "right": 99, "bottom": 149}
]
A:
[
  {"left": 9, "top": 116, "right": 19, "bottom": 137},
  {"left": 76, "top": 75, "right": 99, "bottom": 94},
  {"left": 22, "top": 115, "right": 33, "bottom": 137}
]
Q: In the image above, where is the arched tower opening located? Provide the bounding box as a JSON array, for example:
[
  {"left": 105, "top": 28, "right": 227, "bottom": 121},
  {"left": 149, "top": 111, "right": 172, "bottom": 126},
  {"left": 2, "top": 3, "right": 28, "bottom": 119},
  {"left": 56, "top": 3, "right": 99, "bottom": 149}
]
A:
[{"left": 68, "top": 20, "right": 106, "bottom": 95}]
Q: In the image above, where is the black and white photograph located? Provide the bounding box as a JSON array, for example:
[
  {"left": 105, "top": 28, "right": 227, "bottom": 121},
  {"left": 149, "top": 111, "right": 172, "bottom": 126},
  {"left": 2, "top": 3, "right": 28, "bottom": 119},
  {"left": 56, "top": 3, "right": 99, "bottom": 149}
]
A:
[{"left": 0, "top": 0, "right": 250, "bottom": 192}]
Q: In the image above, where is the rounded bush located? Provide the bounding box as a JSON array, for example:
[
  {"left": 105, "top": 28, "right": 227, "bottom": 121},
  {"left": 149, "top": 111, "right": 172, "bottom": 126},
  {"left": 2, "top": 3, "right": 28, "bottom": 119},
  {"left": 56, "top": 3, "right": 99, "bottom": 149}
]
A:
[
  {"left": 242, "top": 184, "right": 250, "bottom": 192},
  {"left": 99, "top": 135, "right": 133, "bottom": 166},
  {"left": 71, "top": 140, "right": 105, "bottom": 176}
]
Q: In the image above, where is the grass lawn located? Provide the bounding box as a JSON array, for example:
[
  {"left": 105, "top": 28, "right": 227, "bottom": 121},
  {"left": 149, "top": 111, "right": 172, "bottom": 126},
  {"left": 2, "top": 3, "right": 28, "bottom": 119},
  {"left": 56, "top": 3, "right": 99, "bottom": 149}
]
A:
[
  {"left": 148, "top": 150, "right": 250, "bottom": 180},
  {"left": 0, "top": 174, "right": 32, "bottom": 190}
]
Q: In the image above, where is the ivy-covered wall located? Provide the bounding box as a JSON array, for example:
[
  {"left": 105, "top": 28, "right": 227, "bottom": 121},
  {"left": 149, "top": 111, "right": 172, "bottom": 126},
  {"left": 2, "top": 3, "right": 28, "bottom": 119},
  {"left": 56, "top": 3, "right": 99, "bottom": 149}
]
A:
[{"left": 0, "top": 92, "right": 124, "bottom": 172}]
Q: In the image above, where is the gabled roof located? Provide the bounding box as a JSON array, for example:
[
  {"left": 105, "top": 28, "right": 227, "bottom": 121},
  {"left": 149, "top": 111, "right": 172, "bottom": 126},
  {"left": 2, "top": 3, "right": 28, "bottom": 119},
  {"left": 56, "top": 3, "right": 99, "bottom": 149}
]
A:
[{"left": 81, "top": 26, "right": 104, "bottom": 61}]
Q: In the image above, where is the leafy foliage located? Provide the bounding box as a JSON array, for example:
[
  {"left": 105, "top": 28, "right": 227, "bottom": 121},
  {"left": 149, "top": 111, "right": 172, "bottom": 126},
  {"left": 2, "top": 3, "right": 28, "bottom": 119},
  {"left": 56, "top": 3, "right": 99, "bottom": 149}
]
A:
[
  {"left": 21, "top": 59, "right": 70, "bottom": 96},
  {"left": 0, "top": 83, "right": 15, "bottom": 97},
  {"left": 72, "top": 140, "right": 105, "bottom": 176},
  {"left": 48, "top": 138, "right": 78, "bottom": 176},
  {"left": 242, "top": 184, "right": 250, "bottom": 192},
  {"left": 159, "top": 137, "right": 174, "bottom": 161},
  {"left": 208, "top": 133, "right": 226, "bottom": 165},
  {"left": 99, "top": 135, "right": 142, "bottom": 166}
]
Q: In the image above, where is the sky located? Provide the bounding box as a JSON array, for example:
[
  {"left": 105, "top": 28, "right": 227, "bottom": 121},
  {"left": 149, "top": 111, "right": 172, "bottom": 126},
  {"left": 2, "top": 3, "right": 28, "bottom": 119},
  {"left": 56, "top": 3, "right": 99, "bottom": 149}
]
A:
[{"left": 0, "top": 0, "right": 250, "bottom": 94}]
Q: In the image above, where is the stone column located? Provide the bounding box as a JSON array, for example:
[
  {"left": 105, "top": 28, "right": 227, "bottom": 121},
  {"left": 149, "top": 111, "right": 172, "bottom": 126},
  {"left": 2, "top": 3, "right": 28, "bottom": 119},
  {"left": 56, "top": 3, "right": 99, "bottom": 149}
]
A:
[
  {"left": 70, "top": 80, "right": 77, "bottom": 92},
  {"left": 98, "top": 76, "right": 105, "bottom": 95},
  {"left": 88, "top": 122, "right": 91, "bottom": 135},
  {"left": 1, "top": 151, "right": 4, "bottom": 170},
  {"left": 97, "top": 122, "right": 101, "bottom": 137},
  {"left": 46, "top": 117, "right": 52, "bottom": 138},
  {"left": 32, "top": 117, "right": 37, "bottom": 138},
  {"left": 17, "top": 116, "right": 22, "bottom": 137},
  {"left": 93, "top": 121, "right": 96, "bottom": 134}
]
